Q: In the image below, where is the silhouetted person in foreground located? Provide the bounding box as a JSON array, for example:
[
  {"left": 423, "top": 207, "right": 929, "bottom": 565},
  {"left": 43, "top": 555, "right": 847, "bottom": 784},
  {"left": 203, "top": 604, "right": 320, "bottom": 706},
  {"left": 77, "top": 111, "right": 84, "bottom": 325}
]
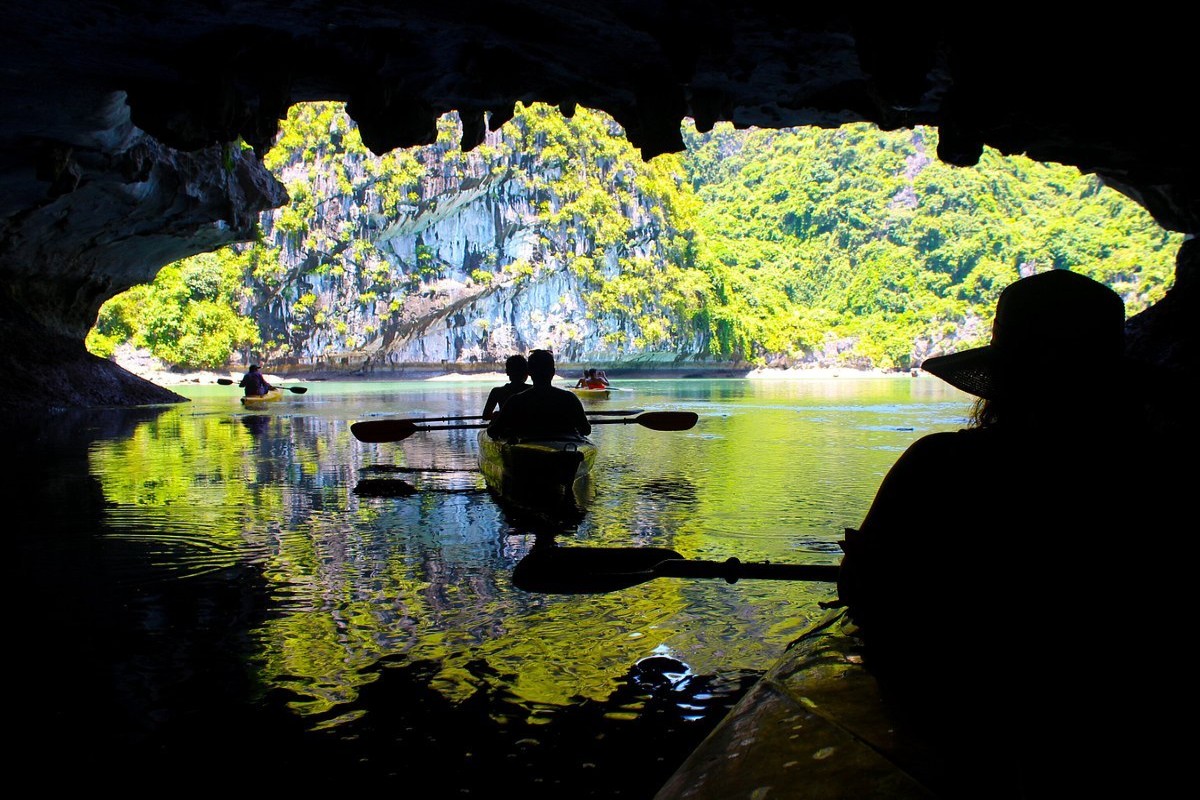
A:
[
  {"left": 238, "top": 364, "right": 273, "bottom": 397},
  {"left": 834, "top": 269, "right": 1185, "bottom": 798},
  {"left": 488, "top": 349, "right": 591, "bottom": 440},
  {"left": 482, "top": 354, "right": 530, "bottom": 420}
]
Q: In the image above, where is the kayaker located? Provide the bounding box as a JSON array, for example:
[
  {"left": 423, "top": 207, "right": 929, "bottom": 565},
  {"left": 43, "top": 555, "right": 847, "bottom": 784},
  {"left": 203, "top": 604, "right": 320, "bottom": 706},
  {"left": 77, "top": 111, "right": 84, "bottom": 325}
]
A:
[
  {"left": 482, "top": 354, "right": 530, "bottom": 420},
  {"left": 489, "top": 349, "right": 591, "bottom": 440},
  {"left": 832, "top": 269, "right": 1185, "bottom": 796},
  {"left": 238, "top": 364, "right": 274, "bottom": 397},
  {"left": 575, "top": 368, "right": 608, "bottom": 389}
]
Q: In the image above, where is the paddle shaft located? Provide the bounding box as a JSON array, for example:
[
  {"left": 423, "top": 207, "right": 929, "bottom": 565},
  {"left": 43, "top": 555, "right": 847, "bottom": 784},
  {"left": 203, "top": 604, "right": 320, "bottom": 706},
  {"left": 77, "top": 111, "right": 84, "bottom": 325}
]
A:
[
  {"left": 217, "top": 378, "right": 306, "bottom": 393},
  {"left": 653, "top": 557, "right": 840, "bottom": 584},
  {"left": 372, "top": 409, "right": 646, "bottom": 425},
  {"left": 351, "top": 411, "right": 697, "bottom": 442}
]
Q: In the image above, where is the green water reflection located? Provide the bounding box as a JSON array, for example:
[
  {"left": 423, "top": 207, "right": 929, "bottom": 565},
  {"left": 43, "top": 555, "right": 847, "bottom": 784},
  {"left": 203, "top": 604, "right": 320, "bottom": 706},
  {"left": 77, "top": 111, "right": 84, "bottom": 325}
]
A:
[{"left": 84, "top": 376, "right": 971, "bottom": 730}]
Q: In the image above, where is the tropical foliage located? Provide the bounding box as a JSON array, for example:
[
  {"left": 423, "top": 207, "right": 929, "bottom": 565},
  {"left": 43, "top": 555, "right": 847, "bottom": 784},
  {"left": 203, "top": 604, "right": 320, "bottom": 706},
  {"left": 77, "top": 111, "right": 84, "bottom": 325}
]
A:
[{"left": 88, "top": 102, "right": 1182, "bottom": 370}]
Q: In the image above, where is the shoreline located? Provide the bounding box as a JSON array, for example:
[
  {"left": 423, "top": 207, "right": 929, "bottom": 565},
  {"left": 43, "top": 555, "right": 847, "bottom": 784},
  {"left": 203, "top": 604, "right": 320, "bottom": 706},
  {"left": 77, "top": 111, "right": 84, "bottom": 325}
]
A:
[
  {"left": 135, "top": 366, "right": 918, "bottom": 388},
  {"left": 111, "top": 346, "right": 917, "bottom": 388}
]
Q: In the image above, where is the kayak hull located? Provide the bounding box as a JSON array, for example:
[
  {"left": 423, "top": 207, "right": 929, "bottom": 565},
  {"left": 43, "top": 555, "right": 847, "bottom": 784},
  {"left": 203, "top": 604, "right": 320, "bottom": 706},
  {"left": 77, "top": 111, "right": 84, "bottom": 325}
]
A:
[
  {"left": 241, "top": 388, "right": 283, "bottom": 406},
  {"left": 477, "top": 431, "right": 597, "bottom": 517},
  {"left": 569, "top": 387, "right": 611, "bottom": 399},
  {"left": 654, "top": 609, "right": 943, "bottom": 800}
]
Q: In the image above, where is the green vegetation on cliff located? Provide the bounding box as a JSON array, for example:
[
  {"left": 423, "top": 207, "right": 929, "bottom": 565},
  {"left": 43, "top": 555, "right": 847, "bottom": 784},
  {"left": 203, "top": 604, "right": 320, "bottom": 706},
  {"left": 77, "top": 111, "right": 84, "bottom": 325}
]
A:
[
  {"left": 683, "top": 121, "right": 1179, "bottom": 368},
  {"left": 88, "top": 102, "right": 1182, "bottom": 371}
]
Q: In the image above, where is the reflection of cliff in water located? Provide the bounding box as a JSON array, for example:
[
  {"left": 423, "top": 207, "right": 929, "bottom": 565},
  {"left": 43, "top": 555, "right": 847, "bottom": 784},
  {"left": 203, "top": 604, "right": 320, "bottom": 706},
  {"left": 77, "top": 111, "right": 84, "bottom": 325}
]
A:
[
  {"left": 636, "top": 474, "right": 699, "bottom": 506},
  {"left": 11, "top": 378, "right": 973, "bottom": 797}
]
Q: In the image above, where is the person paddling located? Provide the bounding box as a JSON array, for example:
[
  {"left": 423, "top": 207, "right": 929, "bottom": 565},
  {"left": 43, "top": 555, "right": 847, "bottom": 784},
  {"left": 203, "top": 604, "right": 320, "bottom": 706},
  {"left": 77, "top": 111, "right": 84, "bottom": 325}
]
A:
[
  {"left": 482, "top": 354, "right": 530, "bottom": 420},
  {"left": 489, "top": 349, "right": 591, "bottom": 440},
  {"left": 238, "top": 364, "right": 274, "bottom": 397},
  {"left": 832, "top": 269, "right": 1184, "bottom": 797}
]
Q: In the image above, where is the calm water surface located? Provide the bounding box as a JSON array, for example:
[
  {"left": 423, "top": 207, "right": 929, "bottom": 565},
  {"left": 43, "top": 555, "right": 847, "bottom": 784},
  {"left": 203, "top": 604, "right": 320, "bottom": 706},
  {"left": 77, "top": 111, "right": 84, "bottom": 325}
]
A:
[{"left": 14, "top": 376, "right": 971, "bottom": 795}]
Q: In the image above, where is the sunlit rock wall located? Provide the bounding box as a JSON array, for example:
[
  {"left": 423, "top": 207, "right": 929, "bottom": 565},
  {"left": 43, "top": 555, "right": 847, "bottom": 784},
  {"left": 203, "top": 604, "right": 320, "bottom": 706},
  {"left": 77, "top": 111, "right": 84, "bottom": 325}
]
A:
[{"left": 254, "top": 122, "right": 716, "bottom": 372}]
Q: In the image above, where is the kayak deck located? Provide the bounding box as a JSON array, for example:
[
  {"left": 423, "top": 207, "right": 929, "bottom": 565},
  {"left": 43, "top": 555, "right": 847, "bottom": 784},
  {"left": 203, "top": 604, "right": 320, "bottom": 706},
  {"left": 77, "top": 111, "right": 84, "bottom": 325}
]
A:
[{"left": 654, "top": 609, "right": 943, "bottom": 800}]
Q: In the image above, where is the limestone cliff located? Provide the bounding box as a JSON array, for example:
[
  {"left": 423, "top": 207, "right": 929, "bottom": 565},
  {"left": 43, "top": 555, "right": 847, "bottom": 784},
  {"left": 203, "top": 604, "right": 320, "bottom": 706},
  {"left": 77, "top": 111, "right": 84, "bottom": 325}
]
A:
[{"left": 244, "top": 105, "right": 717, "bottom": 375}]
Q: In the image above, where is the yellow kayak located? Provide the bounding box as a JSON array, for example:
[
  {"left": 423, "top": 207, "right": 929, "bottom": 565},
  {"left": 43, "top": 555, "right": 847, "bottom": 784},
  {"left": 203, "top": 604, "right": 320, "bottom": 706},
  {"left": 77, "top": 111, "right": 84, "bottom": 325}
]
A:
[
  {"left": 240, "top": 388, "right": 283, "bottom": 407},
  {"left": 569, "top": 387, "right": 611, "bottom": 399}
]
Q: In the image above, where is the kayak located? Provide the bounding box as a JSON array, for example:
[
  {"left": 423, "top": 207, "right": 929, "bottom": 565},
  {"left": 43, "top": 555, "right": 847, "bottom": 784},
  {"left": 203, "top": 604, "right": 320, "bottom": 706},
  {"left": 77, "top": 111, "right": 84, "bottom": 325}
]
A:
[
  {"left": 476, "top": 430, "right": 597, "bottom": 516},
  {"left": 655, "top": 604, "right": 1163, "bottom": 798},
  {"left": 654, "top": 608, "right": 945, "bottom": 800},
  {"left": 569, "top": 386, "right": 611, "bottom": 399},
  {"left": 240, "top": 388, "right": 283, "bottom": 407}
]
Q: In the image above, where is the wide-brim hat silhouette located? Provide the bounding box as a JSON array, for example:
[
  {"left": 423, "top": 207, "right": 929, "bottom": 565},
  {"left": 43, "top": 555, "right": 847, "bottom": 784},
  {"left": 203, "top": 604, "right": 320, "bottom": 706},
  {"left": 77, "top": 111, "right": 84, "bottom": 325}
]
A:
[{"left": 920, "top": 270, "right": 1128, "bottom": 400}]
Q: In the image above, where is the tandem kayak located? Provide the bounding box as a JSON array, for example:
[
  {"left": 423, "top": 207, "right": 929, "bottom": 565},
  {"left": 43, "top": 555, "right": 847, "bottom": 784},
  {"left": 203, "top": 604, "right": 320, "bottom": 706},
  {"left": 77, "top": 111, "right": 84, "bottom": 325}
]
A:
[
  {"left": 477, "top": 430, "right": 597, "bottom": 517},
  {"left": 240, "top": 388, "right": 283, "bottom": 407}
]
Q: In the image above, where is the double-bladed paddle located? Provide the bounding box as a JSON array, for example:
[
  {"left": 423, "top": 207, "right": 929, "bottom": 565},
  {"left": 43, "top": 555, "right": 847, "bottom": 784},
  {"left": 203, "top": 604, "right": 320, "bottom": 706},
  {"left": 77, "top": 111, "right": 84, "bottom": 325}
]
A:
[
  {"left": 350, "top": 411, "right": 698, "bottom": 443},
  {"left": 358, "top": 409, "right": 646, "bottom": 426},
  {"left": 216, "top": 378, "right": 307, "bottom": 394},
  {"left": 510, "top": 545, "right": 840, "bottom": 594}
]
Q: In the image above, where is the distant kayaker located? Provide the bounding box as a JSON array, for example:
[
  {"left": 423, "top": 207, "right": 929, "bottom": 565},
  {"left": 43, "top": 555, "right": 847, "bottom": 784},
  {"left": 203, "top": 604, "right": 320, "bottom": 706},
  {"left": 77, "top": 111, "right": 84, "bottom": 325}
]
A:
[
  {"left": 238, "top": 364, "right": 274, "bottom": 397},
  {"left": 832, "top": 269, "right": 1184, "bottom": 795},
  {"left": 489, "top": 349, "right": 591, "bottom": 440},
  {"left": 575, "top": 368, "right": 609, "bottom": 389},
  {"left": 482, "top": 354, "right": 530, "bottom": 420}
]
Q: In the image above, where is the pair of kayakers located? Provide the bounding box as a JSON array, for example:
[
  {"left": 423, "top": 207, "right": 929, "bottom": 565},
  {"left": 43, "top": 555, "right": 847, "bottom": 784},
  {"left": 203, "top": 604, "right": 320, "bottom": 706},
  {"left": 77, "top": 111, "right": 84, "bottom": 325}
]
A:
[
  {"left": 484, "top": 350, "right": 591, "bottom": 440},
  {"left": 574, "top": 368, "right": 609, "bottom": 389}
]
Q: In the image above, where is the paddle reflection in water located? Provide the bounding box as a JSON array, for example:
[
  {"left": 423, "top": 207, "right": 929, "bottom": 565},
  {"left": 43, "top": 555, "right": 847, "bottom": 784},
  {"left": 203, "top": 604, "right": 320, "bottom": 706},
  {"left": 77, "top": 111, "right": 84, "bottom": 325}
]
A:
[
  {"left": 11, "top": 377, "right": 971, "bottom": 795},
  {"left": 512, "top": 544, "right": 842, "bottom": 594}
]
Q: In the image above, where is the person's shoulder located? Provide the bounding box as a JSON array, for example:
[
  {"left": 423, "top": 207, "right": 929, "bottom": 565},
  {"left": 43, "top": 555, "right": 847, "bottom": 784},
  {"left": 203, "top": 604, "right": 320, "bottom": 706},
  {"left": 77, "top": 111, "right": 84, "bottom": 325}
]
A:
[{"left": 891, "top": 429, "right": 980, "bottom": 467}]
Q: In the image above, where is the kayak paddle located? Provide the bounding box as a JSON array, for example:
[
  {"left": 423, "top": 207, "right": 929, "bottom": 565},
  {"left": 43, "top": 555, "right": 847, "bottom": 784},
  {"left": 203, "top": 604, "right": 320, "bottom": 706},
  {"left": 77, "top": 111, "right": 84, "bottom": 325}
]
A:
[
  {"left": 353, "top": 408, "right": 646, "bottom": 430},
  {"left": 510, "top": 545, "right": 841, "bottom": 594},
  {"left": 350, "top": 411, "right": 697, "bottom": 443},
  {"left": 216, "top": 378, "right": 307, "bottom": 394}
]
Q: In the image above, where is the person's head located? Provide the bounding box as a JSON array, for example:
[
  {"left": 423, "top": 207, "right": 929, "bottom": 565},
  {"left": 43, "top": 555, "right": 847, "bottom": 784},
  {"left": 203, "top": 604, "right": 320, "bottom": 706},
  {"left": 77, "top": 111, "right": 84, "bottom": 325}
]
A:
[
  {"left": 505, "top": 354, "right": 529, "bottom": 382},
  {"left": 586, "top": 368, "right": 596, "bottom": 378},
  {"left": 248, "top": 365, "right": 260, "bottom": 373},
  {"left": 920, "top": 270, "right": 1135, "bottom": 427},
  {"left": 527, "top": 349, "right": 556, "bottom": 384}
]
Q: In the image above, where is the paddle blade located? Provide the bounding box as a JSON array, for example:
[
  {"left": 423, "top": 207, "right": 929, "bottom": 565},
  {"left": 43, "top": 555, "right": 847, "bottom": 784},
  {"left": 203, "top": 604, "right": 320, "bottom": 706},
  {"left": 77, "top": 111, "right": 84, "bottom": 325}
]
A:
[
  {"left": 632, "top": 411, "right": 699, "bottom": 431},
  {"left": 353, "top": 478, "right": 417, "bottom": 497},
  {"left": 512, "top": 546, "right": 685, "bottom": 593},
  {"left": 351, "top": 419, "right": 419, "bottom": 442},
  {"left": 216, "top": 378, "right": 234, "bottom": 385},
  {"left": 285, "top": 386, "right": 308, "bottom": 394}
]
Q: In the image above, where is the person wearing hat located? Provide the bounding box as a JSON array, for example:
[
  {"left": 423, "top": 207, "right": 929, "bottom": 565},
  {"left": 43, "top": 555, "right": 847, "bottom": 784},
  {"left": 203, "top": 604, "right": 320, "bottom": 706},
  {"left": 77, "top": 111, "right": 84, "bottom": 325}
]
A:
[
  {"left": 238, "top": 364, "right": 274, "bottom": 397},
  {"left": 831, "top": 269, "right": 1184, "bottom": 796},
  {"left": 482, "top": 354, "right": 530, "bottom": 420}
]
